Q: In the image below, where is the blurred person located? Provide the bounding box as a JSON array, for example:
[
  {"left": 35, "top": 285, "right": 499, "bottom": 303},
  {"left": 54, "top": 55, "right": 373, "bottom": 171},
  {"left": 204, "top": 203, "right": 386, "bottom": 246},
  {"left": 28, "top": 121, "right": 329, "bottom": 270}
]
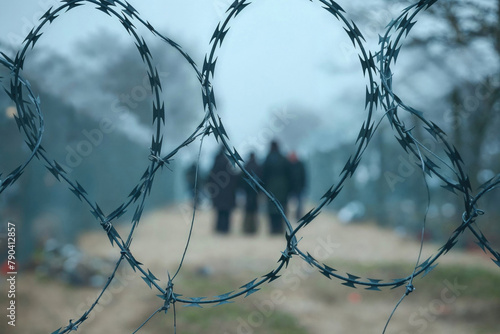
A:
[
  {"left": 207, "top": 148, "right": 238, "bottom": 234},
  {"left": 262, "top": 140, "right": 292, "bottom": 235},
  {"left": 241, "top": 152, "right": 261, "bottom": 235},
  {"left": 288, "top": 151, "right": 306, "bottom": 219}
]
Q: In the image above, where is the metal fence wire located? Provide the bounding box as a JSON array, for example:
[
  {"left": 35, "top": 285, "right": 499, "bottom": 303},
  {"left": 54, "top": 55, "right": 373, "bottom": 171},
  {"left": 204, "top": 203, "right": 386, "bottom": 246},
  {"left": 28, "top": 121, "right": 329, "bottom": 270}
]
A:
[{"left": 1, "top": 0, "right": 499, "bottom": 333}]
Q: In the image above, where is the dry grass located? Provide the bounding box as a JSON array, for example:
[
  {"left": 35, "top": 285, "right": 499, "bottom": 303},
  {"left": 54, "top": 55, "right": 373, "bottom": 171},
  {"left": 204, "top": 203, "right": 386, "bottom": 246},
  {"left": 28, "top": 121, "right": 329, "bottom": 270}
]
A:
[{"left": 1, "top": 203, "right": 499, "bottom": 333}]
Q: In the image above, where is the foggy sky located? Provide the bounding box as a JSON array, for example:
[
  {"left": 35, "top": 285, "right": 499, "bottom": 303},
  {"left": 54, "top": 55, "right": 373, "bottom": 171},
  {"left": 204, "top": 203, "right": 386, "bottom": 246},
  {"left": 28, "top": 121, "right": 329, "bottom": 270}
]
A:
[{"left": 1, "top": 0, "right": 495, "bottom": 159}]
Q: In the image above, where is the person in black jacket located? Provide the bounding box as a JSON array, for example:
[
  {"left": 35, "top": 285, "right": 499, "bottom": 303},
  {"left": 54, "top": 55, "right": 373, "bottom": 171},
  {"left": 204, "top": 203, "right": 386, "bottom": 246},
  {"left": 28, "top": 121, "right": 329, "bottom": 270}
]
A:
[
  {"left": 288, "top": 151, "right": 306, "bottom": 219},
  {"left": 207, "top": 148, "right": 238, "bottom": 234},
  {"left": 242, "top": 152, "right": 261, "bottom": 234},
  {"left": 262, "top": 140, "right": 291, "bottom": 235}
]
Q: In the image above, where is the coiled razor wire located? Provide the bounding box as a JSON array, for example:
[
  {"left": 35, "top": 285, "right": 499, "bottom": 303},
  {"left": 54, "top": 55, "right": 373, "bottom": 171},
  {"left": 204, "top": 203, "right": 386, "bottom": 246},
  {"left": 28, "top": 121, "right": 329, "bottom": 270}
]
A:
[
  {"left": 0, "top": 0, "right": 498, "bottom": 333},
  {"left": 0, "top": 56, "right": 44, "bottom": 194}
]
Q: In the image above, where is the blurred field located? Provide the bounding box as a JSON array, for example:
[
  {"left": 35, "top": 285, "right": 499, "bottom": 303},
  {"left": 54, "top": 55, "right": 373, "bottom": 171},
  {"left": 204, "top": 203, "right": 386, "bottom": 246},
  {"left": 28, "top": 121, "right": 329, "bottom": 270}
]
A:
[{"left": 1, "top": 204, "right": 500, "bottom": 333}]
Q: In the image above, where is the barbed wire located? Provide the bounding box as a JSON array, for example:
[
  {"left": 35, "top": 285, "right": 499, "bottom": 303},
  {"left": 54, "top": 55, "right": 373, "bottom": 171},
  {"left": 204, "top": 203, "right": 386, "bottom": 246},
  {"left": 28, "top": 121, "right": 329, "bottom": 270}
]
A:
[
  {"left": 0, "top": 56, "right": 44, "bottom": 194},
  {"left": 0, "top": 0, "right": 498, "bottom": 333}
]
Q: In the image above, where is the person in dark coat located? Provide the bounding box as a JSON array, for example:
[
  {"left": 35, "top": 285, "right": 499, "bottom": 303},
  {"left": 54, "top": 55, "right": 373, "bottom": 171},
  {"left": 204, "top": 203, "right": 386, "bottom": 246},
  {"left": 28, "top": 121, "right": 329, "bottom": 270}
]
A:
[
  {"left": 288, "top": 151, "right": 306, "bottom": 219},
  {"left": 241, "top": 152, "right": 261, "bottom": 234},
  {"left": 207, "top": 148, "right": 238, "bottom": 234},
  {"left": 262, "top": 140, "right": 291, "bottom": 235}
]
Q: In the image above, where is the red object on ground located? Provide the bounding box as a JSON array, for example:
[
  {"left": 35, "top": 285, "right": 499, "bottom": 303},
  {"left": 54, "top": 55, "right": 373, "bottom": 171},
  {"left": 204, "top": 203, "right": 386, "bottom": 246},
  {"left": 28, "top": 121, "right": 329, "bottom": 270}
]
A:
[
  {"left": 348, "top": 292, "right": 362, "bottom": 304},
  {"left": 1, "top": 260, "right": 12, "bottom": 275}
]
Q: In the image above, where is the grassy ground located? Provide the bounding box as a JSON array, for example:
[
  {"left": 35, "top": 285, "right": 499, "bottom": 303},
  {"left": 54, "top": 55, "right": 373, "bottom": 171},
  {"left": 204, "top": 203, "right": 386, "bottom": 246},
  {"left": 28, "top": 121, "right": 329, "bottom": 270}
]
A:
[
  {"left": 142, "top": 264, "right": 500, "bottom": 334},
  {"left": 3, "top": 262, "right": 498, "bottom": 334},
  {"left": 1, "top": 205, "right": 499, "bottom": 333}
]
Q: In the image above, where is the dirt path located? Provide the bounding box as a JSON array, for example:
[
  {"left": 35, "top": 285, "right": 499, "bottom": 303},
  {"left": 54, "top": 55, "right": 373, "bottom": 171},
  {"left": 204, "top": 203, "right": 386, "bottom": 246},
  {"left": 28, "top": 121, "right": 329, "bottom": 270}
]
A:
[
  {"left": 75, "top": 203, "right": 499, "bottom": 333},
  {"left": 79, "top": 203, "right": 496, "bottom": 272},
  {"left": 4, "top": 204, "right": 498, "bottom": 334}
]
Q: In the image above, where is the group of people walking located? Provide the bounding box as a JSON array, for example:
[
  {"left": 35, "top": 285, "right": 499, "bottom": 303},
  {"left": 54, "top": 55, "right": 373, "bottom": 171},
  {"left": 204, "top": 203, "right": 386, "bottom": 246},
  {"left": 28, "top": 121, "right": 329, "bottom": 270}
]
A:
[{"left": 187, "top": 140, "right": 306, "bottom": 235}]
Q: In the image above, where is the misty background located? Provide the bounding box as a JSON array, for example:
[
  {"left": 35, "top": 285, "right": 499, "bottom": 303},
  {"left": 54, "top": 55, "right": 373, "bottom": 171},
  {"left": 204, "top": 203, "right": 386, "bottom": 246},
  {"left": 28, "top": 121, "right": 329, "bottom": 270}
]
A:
[{"left": 0, "top": 0, "right": 499, "bottom": 264}]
